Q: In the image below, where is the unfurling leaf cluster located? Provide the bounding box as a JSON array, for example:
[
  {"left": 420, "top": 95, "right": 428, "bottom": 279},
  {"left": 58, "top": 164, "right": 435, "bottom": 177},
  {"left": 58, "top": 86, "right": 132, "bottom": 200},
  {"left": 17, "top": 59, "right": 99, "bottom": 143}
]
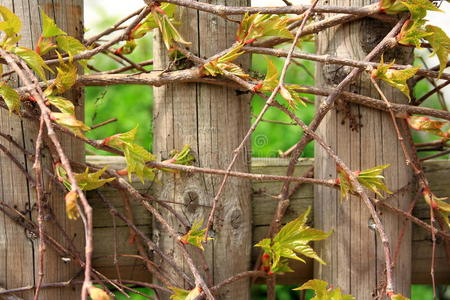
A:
[
  {"left": 254, "top": 57, "right": 307, "bottom": 108},
  {"left": 371, "top": 56, "right": 419, "bottom": 100},
  {"left": 236, "top": 13, "right": 294, "bottom": 44},
  {"left": 202, "top": 44, "right": 248, "bottom": 78},
  {"left": 255, "top": 207, "right": 330, "bottom": 274},
  {"left": 382, "top": 0, "right": 449, "bottom": 77},
  {"left": 294, "top": 279, "right": 355, "bottom": 300},
  {"left": 337, "top": 164, "right": 392, "bottom": 201},
  {"left": 179, "top": 219, "right": 212, "bottom": 250},
  {"left": 102, "top": 127, "right": 157, "bottom": 183},
  {"left": 423, "top": 188, "right": 450, "bottom": 228},
  {"left": 56, "top": 164, "right": 115, "bottom": 219}
]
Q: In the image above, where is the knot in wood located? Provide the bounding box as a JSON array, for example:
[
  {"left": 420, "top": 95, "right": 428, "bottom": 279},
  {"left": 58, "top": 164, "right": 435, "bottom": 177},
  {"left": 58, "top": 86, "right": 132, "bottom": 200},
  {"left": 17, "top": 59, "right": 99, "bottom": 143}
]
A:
[
  {"left": 229, "top": 208, "right": 242, "bottom": 229},
  {"left": 183, "top": 190, "right": 199, "bottom": 213}
]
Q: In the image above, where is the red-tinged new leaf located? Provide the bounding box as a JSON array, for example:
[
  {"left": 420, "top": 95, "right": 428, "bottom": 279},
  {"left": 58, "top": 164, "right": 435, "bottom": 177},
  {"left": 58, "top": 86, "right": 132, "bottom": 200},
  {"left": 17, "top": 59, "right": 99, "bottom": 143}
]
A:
[
  {"left": 371, "top": 57, "right": 419, "bottom": 101},
  {"left": 425, "top": 25, "right": 450, "bottom": 77},
  {"left": 0, "top": 6, "right": 22, "bottom": 38},
  {"left": 40, "top": 9, "right": 66, "bottom": 38},
  {"left": 398, "top": 19, "right": 432, "bottom": 48},
  {"left": 202, "top": 44, "right": 249, "bottom": 78},
  {"left": 153, "top": 9, "right": 191, "bottom": 49},
  {"left": 166, "top": 144, "right": 195, "bottom": 166},
  {"left": 65, "top": 190, "right": 79, "bottom": 220},
  {"left": 36, "top": 37, "right": 58, "bottom": 56},
  {"left": 169, "top": 286, "right": 202, "bottom": 300},
  {"left": 407, "top": 115, "right": 448, "bottom": 137},
  {"left": 423, "top": 191, "right": 450, "bottom": 228},
  {"left": 117, "top": 39, "right": 137, "bottom": 55},
  {"left": 294, "top": 279, "right": 355, "bottom": 300},
  {"left": 13, "top": 46, "right": 52, "bottom": 80},
  {"left": 179, "top": 219, "right": 211, "bottom": 250},
  {"left": 0, "top": 82, "right": 20, "bottom": 113},
  {"left": 88, "top": 286, "right": 111, "bottom": 300}
]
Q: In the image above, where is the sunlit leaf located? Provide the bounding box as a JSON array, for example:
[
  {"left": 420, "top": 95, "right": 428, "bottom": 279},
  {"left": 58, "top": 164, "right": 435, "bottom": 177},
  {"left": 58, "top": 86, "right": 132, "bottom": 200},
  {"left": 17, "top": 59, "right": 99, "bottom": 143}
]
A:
[
  {"left": 0, "top": 6, "right": 22, "bottom": 38},
  {"left": 398, "top": 19, "right": 432, "bottom": 48},
  {"left": 13, "top": 46, "right": 52, "bottom": 80},
  {"left": 0, "top": 82, "right": 20, "bottom": 113},
  {"left": 424, "top": 25, "right": 450, "bottom": 77},
  {"left": 40, "top": 9, "right": 66, "bottom": 38},
  {"left": 371, "top": 56, "right": 419, "bottom": 101},
  {"left": 74, "top": 167, "right": 116, "bottom": 191},
  {"left": 47, "top": 96, "right": 75, "bottom": 115},
  {"left": 202, "top": 44, "right": 248, "bottom": 78},
  {"left": 294, "top": 279, "right": 355, "bottom": 300},
  {"left": 56, "top": 35, "right": 86, "bottom": 57},
  {"left": 152, "top": 8, "right": 191, "bottom": 49}
]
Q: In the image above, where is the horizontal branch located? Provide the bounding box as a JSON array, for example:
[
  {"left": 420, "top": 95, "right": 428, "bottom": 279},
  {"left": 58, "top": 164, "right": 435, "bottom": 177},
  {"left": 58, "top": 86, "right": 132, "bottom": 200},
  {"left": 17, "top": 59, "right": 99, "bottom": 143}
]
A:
[
  {"left": 244, "top": 46, "right": 450, "bottom": 82},
  {"left": 162, "top": 0, "right": 380, "bottom": 16}
]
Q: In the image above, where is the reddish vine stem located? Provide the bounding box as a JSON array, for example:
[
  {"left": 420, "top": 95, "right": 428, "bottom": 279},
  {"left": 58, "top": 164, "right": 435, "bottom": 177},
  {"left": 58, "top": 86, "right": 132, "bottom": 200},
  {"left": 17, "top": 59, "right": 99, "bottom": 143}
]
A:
[
  {"left": 0, "top": 49, "right": 94, "bottom": 300},
  {"left": 33, "top": 117, "right": 46, "bottom": 300}
]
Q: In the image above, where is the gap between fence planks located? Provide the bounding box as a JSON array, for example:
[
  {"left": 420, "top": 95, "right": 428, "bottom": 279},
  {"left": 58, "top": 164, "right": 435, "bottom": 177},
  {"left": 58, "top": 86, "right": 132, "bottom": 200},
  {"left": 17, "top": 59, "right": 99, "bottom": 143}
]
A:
[{"left": 87, "top": 156, "right": 450, "bottom": 285}]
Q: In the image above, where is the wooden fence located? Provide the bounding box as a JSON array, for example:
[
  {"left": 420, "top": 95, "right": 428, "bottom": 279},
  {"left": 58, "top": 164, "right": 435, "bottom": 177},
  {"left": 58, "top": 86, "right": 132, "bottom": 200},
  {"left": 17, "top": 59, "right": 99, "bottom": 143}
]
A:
[{"left": 87, "top": 156, "right": 450, "bottom": 285}]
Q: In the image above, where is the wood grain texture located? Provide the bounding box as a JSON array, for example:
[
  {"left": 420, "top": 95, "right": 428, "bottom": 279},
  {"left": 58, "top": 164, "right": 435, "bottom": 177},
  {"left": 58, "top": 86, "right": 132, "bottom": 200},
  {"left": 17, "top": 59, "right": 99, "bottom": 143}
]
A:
[
  {"left": 88, "top": 157, "right": 450, "bottom": 285},
  {"left": 314, "top": 1, "right": 414, "bottom": 298},
  {"left": 152, "top": 1, "right": 252, "bottom": 299},
  {"left": 0, "top": 1, "right": 84, "bottom": 299}
]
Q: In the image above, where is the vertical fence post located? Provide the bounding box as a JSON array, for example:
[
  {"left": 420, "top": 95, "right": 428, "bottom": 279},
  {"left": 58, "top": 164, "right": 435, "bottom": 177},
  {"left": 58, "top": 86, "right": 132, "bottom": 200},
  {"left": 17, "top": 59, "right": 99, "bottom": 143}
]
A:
[
  {"left": 0, "top": 1, "right": 84, "bottom": 299},
  {"left": 314, "top": 1, "right": 414, "bottom": 298},
  {"left": 152, "top": 1, "right": 252, "bottom": 299}
]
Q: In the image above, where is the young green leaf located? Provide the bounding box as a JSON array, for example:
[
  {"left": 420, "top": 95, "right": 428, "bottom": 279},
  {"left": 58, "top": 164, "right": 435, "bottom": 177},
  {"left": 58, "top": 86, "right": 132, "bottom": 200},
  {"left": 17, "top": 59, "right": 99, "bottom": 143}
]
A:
[
  {"left": 12, "top": 46, "right": 52, "bottom": 80},
  {"left": 165, "top": 144, "right": 195, "bottom": 166},
  {"left": 179, "top": 219, "right": 211, "bottom": 250},
  {"left": 169, "top": 286, "right": 202, "bottom": 300},
  {"left": 74, "top": 167, "right": 116, "bottom": 191},
  {"left": 116, "top": 39, "right": 137, "bottom": 55},
  {"left": 55, "top": 35, "right": 86, "bottom": 57},
  {"left": 102, "top": 127, "right": 157, "bottom": 183},
  {"left": 0, "top": 82, "right": 20, "bottom": 113},
  {"left": 407, "top": 115, "right": 448, "bottom": 138},
  {"left": 40, "top": 9, "right": 67, "bottom": 38},
  {"left": 255, "top": 207, "right": 331, "bottom": 274},
  {"left": 424, "top": 25, "right": 450, "bottom": 77},
  {"left": 294, "top": 279, "right": 355, "bottom": 300},
  {"left": 0, "top": 6, "right": 22, "bottom": 38},
  {"left": 371, "top": 57, "right": 419, "bottom": 101},
  {"left": 337, "top": 164, "right": 392, "bottom": 201}
]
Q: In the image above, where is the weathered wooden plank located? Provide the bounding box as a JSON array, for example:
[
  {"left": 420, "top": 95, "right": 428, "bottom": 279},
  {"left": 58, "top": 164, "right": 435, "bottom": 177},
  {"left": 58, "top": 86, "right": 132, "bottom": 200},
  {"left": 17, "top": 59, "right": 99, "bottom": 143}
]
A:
[
  {"left": 88, "top": 156, "right": 450, "bottom": 285},
  {"left": 0, "top": 2, "right": 84, "bottom": 299},
  {"left": 314, "top": 1, "right": 415, "bottom": 297}
]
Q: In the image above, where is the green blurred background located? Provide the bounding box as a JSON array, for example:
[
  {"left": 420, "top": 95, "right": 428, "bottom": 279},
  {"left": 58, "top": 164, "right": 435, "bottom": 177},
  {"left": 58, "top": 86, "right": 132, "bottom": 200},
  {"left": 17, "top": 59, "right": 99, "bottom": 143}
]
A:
[{"left": 84, "top": 11, "right": 449, "bottom": 300}]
